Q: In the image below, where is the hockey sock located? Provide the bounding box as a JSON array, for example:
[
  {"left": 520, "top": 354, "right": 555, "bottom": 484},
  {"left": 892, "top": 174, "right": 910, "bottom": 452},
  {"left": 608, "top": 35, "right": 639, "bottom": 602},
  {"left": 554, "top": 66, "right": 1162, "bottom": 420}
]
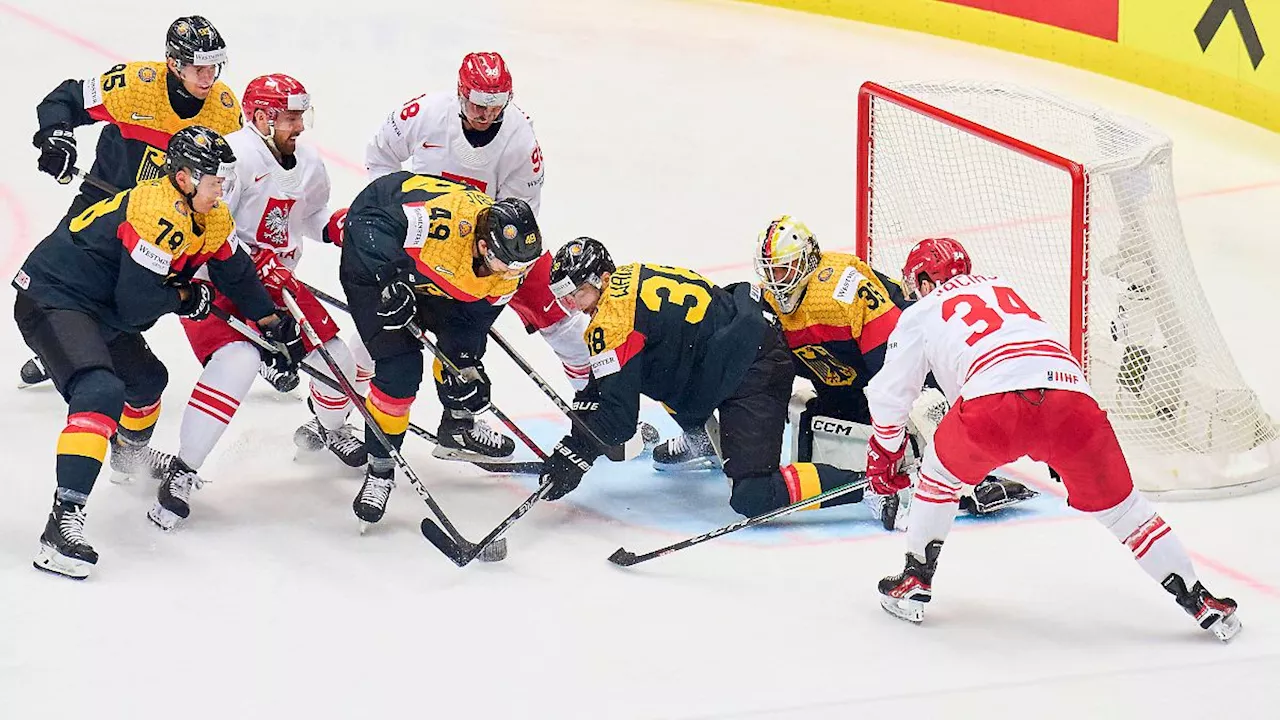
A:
[
  {"left": 1091, "top": 487, "right": 1198, "bottom": 587},
  {"left": 56, "top": 412, "right": 119, "bottom": 503},
  {"left": 779, "top": 463, "right": 865, "bottom": 510},
  {"left": 118, "top": 399, "right": 161, "bottom": 446},
  {"left": 178, "top": 342, "right": 257, "bottom": 469},
  {"left": 308, "top": 338, "right": 357, "bottom": 430},
  {"left": 907, "top": 470, "right": 964, "bottom": 559},
  {"left": 364, "top": 386, "right": 412, "bottom": 457},
  {"left": 349, "top": 334, "right": 375, "bottom": 398}
]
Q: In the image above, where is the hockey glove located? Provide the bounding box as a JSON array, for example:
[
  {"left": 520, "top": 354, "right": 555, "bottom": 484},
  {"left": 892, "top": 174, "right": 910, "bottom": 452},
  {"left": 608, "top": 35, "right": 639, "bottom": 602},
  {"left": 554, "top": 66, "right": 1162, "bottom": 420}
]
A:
[
  {"left": 259, "top": 314, "right": 305, "bottom": 374},
  {"left": 175, "top": 281, "right": 215, "bottom": 320},
  {"left": 323, "top": 207, "right": 348, "bottom": 247},
  {"left": 540, "top": 435, "right": 596, "bottom": 501},
  {"left": 439, "top": 360, "right": 492, "bottom": 415},
  {"left": 34, "top": 125, "right": 76, "bottom": 184},
  {"left": 375, "top": 259, "right": 417, "bottom": 331},
  {"left": 866, "top": 434, "right": 911, "bottom": 496},
  {"left": 253, "top": 248, "right": 303, "bottom": 297}
]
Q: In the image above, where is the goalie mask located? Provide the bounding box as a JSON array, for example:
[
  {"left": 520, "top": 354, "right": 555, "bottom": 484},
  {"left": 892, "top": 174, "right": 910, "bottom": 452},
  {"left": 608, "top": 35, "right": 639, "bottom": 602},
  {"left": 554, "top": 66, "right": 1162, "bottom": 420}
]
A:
[{"left": 754, "top": 215, "right": 821, "bottom": 314}]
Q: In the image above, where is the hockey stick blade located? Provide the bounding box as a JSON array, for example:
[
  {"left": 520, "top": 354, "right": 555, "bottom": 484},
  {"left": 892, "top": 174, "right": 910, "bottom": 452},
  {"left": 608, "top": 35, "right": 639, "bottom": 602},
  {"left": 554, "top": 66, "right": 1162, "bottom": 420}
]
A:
[
  {"left": 420, "top": 517, "right": 474, "bottom": 567},
  {"left": 470, "top": 459, "right": 543, "bottom": 474},
  {"left": 608, "top": 474, "right": 869, "bottom": 567}
]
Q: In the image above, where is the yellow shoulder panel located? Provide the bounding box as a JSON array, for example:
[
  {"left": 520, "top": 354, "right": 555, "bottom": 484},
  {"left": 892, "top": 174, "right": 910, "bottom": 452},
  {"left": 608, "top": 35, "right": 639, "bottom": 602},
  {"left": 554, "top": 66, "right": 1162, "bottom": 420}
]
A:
[
  {"left": 780, "top": 252, "right": 894, "bottom": 335},
  {"left": 585, "top": 262, "right": 642, "bottom": 354},
  {"left": 411, "top": 190, "right": 519, "bottom": 301},
  {"left": 193, "top": 80, "right": 243, "bottom": 135},
  {"left": 123, "top": 180, "right": 229, "bottom": 262}
]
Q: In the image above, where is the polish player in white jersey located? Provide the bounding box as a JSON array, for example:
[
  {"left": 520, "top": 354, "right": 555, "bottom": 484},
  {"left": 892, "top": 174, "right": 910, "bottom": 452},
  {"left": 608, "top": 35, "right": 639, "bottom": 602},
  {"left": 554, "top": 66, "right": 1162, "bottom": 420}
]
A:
[
  {"left": 151, "top": 74, "right": 363, "bottom": 530},
  {"left": 363, "top": 52, "right": 591, "bottom": 392},
  {"left": 863, "top": 237, "right": 1241, "bottom": 641}
]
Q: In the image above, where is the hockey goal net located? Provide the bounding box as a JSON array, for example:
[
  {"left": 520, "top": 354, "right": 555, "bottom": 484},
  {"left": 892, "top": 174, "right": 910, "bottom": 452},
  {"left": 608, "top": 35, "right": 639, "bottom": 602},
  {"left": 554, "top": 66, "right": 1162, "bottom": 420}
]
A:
[{"left": 856, "top": 80, "right": 1280, "bottom": 498}]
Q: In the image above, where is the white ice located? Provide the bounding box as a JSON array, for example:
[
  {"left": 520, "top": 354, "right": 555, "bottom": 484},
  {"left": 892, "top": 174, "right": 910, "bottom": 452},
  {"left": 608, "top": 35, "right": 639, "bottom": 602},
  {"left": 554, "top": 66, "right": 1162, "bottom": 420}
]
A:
[{"left": 1, "top": 1, "right": 1278, "bottom": 718}]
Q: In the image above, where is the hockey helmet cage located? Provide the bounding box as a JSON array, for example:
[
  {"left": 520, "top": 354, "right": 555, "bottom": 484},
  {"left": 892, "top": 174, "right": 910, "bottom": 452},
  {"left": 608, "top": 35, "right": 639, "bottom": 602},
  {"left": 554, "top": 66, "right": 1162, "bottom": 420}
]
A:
[
  {"left": 166, "top": 16, "right": 227, "bottom": 70},
  {"left": 754, "top": 215, "right": 821, "bottom": 314},
  {"left": 902, "top": 237, "right": 972, "bottom": 298}
]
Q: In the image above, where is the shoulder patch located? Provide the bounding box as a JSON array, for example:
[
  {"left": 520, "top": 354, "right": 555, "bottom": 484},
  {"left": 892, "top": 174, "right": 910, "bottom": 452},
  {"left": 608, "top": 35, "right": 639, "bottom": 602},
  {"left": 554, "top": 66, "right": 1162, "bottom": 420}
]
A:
[
  {"left": 137, "top": 66, "right": 156, "bottom": 83},
  {"left": 220, "top": 91, "right": 234, "bottom": 109},
  {"left": 817, "top": 267, "right": 833, "bottom": 282},
  {"left": 831, "top": 267, "right": 865, "bottom": 305},
  {"left": 82, "top": 75, "right": 103, "bottom": 109}
]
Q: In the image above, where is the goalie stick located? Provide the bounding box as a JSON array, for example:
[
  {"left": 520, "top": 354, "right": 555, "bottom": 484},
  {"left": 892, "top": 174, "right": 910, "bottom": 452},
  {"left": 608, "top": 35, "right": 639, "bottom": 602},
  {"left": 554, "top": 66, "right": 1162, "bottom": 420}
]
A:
[{"left": 608, "top": 473, "right": 870, "bottom": 567}]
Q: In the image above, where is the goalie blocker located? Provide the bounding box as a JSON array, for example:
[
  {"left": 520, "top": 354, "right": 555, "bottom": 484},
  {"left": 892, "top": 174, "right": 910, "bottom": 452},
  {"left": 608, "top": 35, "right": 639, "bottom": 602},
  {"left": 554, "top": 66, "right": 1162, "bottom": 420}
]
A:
[{"left": 789, "top": 387, "right": 1037, "bottom": 515}]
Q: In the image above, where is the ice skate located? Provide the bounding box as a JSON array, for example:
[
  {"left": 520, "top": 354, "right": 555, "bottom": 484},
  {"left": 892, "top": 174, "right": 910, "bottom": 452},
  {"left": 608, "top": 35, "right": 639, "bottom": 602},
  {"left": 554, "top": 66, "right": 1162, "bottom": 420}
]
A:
[
  {"left": 294, "top": 417, "right": 367, "bottom": 467},
  {"left": 18, "top": 355, "right": 50, "bottom": 388},
  {"left": 108, "top": 437, "right": 175, "bottom": 484},
  {"left": 147, "top": 457, "right": 203, "bottom": 531},
  {"left": 1163, "top": 573, "right": 1242, "bottom": 642},
  {"left": 652, "top": 426, "right": 721, "bottom": 472},
  {"left": 33, "top": 500, "right": 97, "bottom": 579},
  {"left": 353, "top": 463, "right": 395, "bottom": 531},
  {"left": 259, "top": 360, "right": 299, "bottom": 393},
  {"left": 862, "top": 487, "right": 910, "bottom": 530},
  {"left": 878, "top": 540, "right": 942, "bottom": 624},
  {"left": 433, "top": 411, "right": 515, "bottom": 462}
]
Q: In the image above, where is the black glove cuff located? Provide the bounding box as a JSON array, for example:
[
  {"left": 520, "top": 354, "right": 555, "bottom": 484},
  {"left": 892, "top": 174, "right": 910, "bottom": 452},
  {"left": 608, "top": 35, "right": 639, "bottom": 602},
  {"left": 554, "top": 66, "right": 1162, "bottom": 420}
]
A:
[{"left": 375, "top": 256, "right": 415, "bottom": 286}]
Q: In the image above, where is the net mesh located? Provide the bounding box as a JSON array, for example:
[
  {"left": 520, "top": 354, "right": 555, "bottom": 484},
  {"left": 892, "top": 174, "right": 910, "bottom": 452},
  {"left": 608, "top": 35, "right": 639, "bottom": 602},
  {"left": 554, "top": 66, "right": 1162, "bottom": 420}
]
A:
[{"left": 861, "top": 80, "right": 1278, "bottom": 496}]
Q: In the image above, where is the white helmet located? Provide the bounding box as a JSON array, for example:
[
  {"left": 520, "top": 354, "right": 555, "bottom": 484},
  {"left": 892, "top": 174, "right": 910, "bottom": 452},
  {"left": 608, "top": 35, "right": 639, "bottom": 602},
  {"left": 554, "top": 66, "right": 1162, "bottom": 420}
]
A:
[{"left": 754, "top": 215, "right": 821, "bottom": 314}]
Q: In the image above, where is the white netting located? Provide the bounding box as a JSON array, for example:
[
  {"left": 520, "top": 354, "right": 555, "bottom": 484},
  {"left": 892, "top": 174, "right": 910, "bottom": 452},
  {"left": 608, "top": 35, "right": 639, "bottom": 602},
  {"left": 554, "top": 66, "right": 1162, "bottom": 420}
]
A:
[{"left": 860, "top": 80, "right": 1280, "bottom": 498}]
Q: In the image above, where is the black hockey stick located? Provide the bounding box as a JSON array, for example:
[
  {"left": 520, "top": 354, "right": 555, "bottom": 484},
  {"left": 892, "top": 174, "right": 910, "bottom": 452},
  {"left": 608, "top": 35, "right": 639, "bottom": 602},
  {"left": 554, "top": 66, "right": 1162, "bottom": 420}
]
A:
[
  {"left": 298, "top": 280, "right": 543, "bottom": 474},
  {"left": 607, "top": 473, "right": 870, "bottom": 567},
  {"left": 276, "top": 290, "right": 490, "bottom": 558},
  {"left": 71, "top": 167, "right": 121, "bottom": 195}
]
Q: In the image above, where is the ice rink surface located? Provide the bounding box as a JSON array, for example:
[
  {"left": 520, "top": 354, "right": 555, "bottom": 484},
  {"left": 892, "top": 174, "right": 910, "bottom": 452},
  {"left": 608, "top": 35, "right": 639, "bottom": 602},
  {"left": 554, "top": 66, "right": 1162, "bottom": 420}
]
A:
[{"left": 1, "top": 1, "right": 1278, "bottom": 717}]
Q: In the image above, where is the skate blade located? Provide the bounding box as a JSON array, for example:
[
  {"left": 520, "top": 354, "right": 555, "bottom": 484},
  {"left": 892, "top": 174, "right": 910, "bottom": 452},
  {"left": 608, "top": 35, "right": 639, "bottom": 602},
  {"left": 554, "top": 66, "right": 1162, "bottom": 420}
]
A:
[
  {"left": 108, "top": 470, "right": 135, "bottom": 485},
  {"left": 880, "top": 596, "right": 926, "bottom": 624},
  {"left": 33, "top": 545, "right": 92, "bottom": 579},
  {"left": 431, "top": 446, "right": 514, "bottom": 463},
  {"left": 359, "top": 520, "right": 372, "bottom": 535},
  {"left": 147, "top": 504, "right": 183, "bottom": 531},
  {"left": 1210, "top": 613, "right": 1242, "bottom": 642},
  {"left": 652, "top": 456, "right": 722, "bottom": 473}
]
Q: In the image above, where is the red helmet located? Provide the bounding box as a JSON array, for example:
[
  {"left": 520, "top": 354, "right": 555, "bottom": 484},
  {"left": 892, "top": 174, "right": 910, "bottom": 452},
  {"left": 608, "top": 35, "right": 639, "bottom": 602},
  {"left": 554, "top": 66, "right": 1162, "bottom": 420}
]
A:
[
  {"left": 243, "top": 74, "right": 311, "bottom": 124},
  {"left": 902, "top": 237, "right": 972, "bottom": 297},
  {"left": 457, "top": 52, "right": 513, "bottom": 107}
]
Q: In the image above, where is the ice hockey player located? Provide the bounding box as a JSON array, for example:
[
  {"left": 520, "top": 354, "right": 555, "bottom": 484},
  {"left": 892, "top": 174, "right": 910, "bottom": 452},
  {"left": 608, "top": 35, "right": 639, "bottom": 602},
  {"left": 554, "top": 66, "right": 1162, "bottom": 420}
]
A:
[
  {"left": 153, "top": 75, "right": 362, "bottom": 530},
  {"left": 536, "top": 238, "right": 864, "bottom": 518},
  {"left": 21, "top": 15, "right": 244, "bottom": 388},
  {"left": 755, "top": 216, "right": 1035, "bottom": 518},
  {"left": 338, "top": 172, "right": 542, "bottom": 526},
  {"left": 865, "top": 237, "right": 1240, "bottom": 640},
  {"left": 12, "top": 126, "right": 303, "bottom": 578},
  {"left": 361, "top": 51, "right": 590, "bottom": 392}
]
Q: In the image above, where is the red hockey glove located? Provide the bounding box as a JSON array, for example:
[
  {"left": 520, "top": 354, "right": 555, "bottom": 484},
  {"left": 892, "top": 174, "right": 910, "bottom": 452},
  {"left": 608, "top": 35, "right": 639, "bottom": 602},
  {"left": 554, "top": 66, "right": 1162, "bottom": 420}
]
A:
[
  {"left": 866, "top": 435, "right": 911, "bottom": 495},
  {"left": 253, "top": 248, "right": 302, "bottom": 296},
  {"left": 323, "top": 207, "right": 348, "bottom": 247}
]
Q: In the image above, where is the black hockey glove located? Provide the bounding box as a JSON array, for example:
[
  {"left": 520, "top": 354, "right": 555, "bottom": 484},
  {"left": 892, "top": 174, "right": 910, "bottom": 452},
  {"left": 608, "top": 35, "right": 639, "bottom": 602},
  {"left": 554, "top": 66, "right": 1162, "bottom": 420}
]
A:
[
  {"left": 259, "top": 314, "right": 305, "bottom": 374},
  {"left": 375, "top": 259, "right": 417, "bottom": 331},
  {"left": 175, "top": 281, "right": 215, "bottom": 320},
  {"left": 34, "top": 125, "right": 77, "bottom": 185},
  {"left": 439, "top": 359, "right": 492, "bottom": 415},
  {"left": 540, "top": 435, "right": 597, "bottom": 501}
]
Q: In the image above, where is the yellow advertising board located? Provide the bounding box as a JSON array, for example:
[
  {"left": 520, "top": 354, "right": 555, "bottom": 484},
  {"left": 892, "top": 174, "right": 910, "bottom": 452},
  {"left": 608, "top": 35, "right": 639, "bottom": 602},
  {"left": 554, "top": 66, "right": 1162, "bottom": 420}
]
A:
[{"left": 730, "top": 0, "right": 1280, "bottom": 132}]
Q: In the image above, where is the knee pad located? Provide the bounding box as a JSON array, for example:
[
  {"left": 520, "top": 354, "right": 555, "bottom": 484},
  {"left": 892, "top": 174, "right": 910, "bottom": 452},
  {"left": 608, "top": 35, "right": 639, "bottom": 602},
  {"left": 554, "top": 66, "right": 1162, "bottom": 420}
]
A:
[
  {"left": 66, "top": 368, "right": 126, "bottom": 420},
  {"left": 125, "top": 355, "right": 168, "bottom": 406},
  {"left": 209, "top": 340, "right": 262, "bottom": 376},
  {"left": 728, "top": 474, "right": 790, "bottom": 517}
]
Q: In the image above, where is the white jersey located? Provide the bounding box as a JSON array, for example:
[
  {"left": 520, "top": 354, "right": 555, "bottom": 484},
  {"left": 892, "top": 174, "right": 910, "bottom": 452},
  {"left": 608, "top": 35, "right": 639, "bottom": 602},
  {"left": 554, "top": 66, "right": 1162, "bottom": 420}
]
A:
[
  {"left": 221, "top": 125, "right": 332, "bottom": 269},
  {"left": 865, "top": 274, "right": 1090, "bottom": 448},
  {"left": 364, "top": 91, "right": 544, "bottom": 213}
]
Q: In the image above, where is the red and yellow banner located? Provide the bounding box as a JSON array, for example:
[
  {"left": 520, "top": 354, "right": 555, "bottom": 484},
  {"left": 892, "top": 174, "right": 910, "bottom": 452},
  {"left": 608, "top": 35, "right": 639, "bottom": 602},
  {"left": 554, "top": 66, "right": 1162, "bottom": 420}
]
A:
[{"left": 732, "top": 0, "right": 1280, "bottom": 132}]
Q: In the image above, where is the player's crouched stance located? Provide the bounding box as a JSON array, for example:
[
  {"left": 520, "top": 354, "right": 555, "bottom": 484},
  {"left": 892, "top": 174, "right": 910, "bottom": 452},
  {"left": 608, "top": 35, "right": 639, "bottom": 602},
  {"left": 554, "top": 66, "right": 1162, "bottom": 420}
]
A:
[
  {"left": 866, "top": 238, "right": 1240, "bottom": 641},
  {"left": 536, "top": 238, "right": 864, "bottom": 518},
  {"left": 12, "top": 126, "right": 302, "bottom": 578}
]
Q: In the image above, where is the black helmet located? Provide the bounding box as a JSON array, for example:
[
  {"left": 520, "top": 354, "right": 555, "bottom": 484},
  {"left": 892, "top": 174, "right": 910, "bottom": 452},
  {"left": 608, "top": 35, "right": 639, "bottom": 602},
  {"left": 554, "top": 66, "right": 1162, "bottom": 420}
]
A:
[
  {"left": 549, "top": 237, "right": 615, "bottom": 299},
  {"left": 166, "top": 16, "right": 227, "bottom": 70},
  {"left": 479, "top": 198, "right": 542, "bottom": 266},
  {"left": 165, "top": 126, "right": 235, "bottom": 182}
]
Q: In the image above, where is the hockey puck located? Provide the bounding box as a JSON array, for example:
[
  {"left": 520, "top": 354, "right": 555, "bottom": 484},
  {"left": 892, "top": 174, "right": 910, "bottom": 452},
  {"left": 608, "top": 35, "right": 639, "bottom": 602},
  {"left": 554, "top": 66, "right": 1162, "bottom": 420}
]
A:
[{"left": 478, "top": 537, "right": 508, "bottom": 562}]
